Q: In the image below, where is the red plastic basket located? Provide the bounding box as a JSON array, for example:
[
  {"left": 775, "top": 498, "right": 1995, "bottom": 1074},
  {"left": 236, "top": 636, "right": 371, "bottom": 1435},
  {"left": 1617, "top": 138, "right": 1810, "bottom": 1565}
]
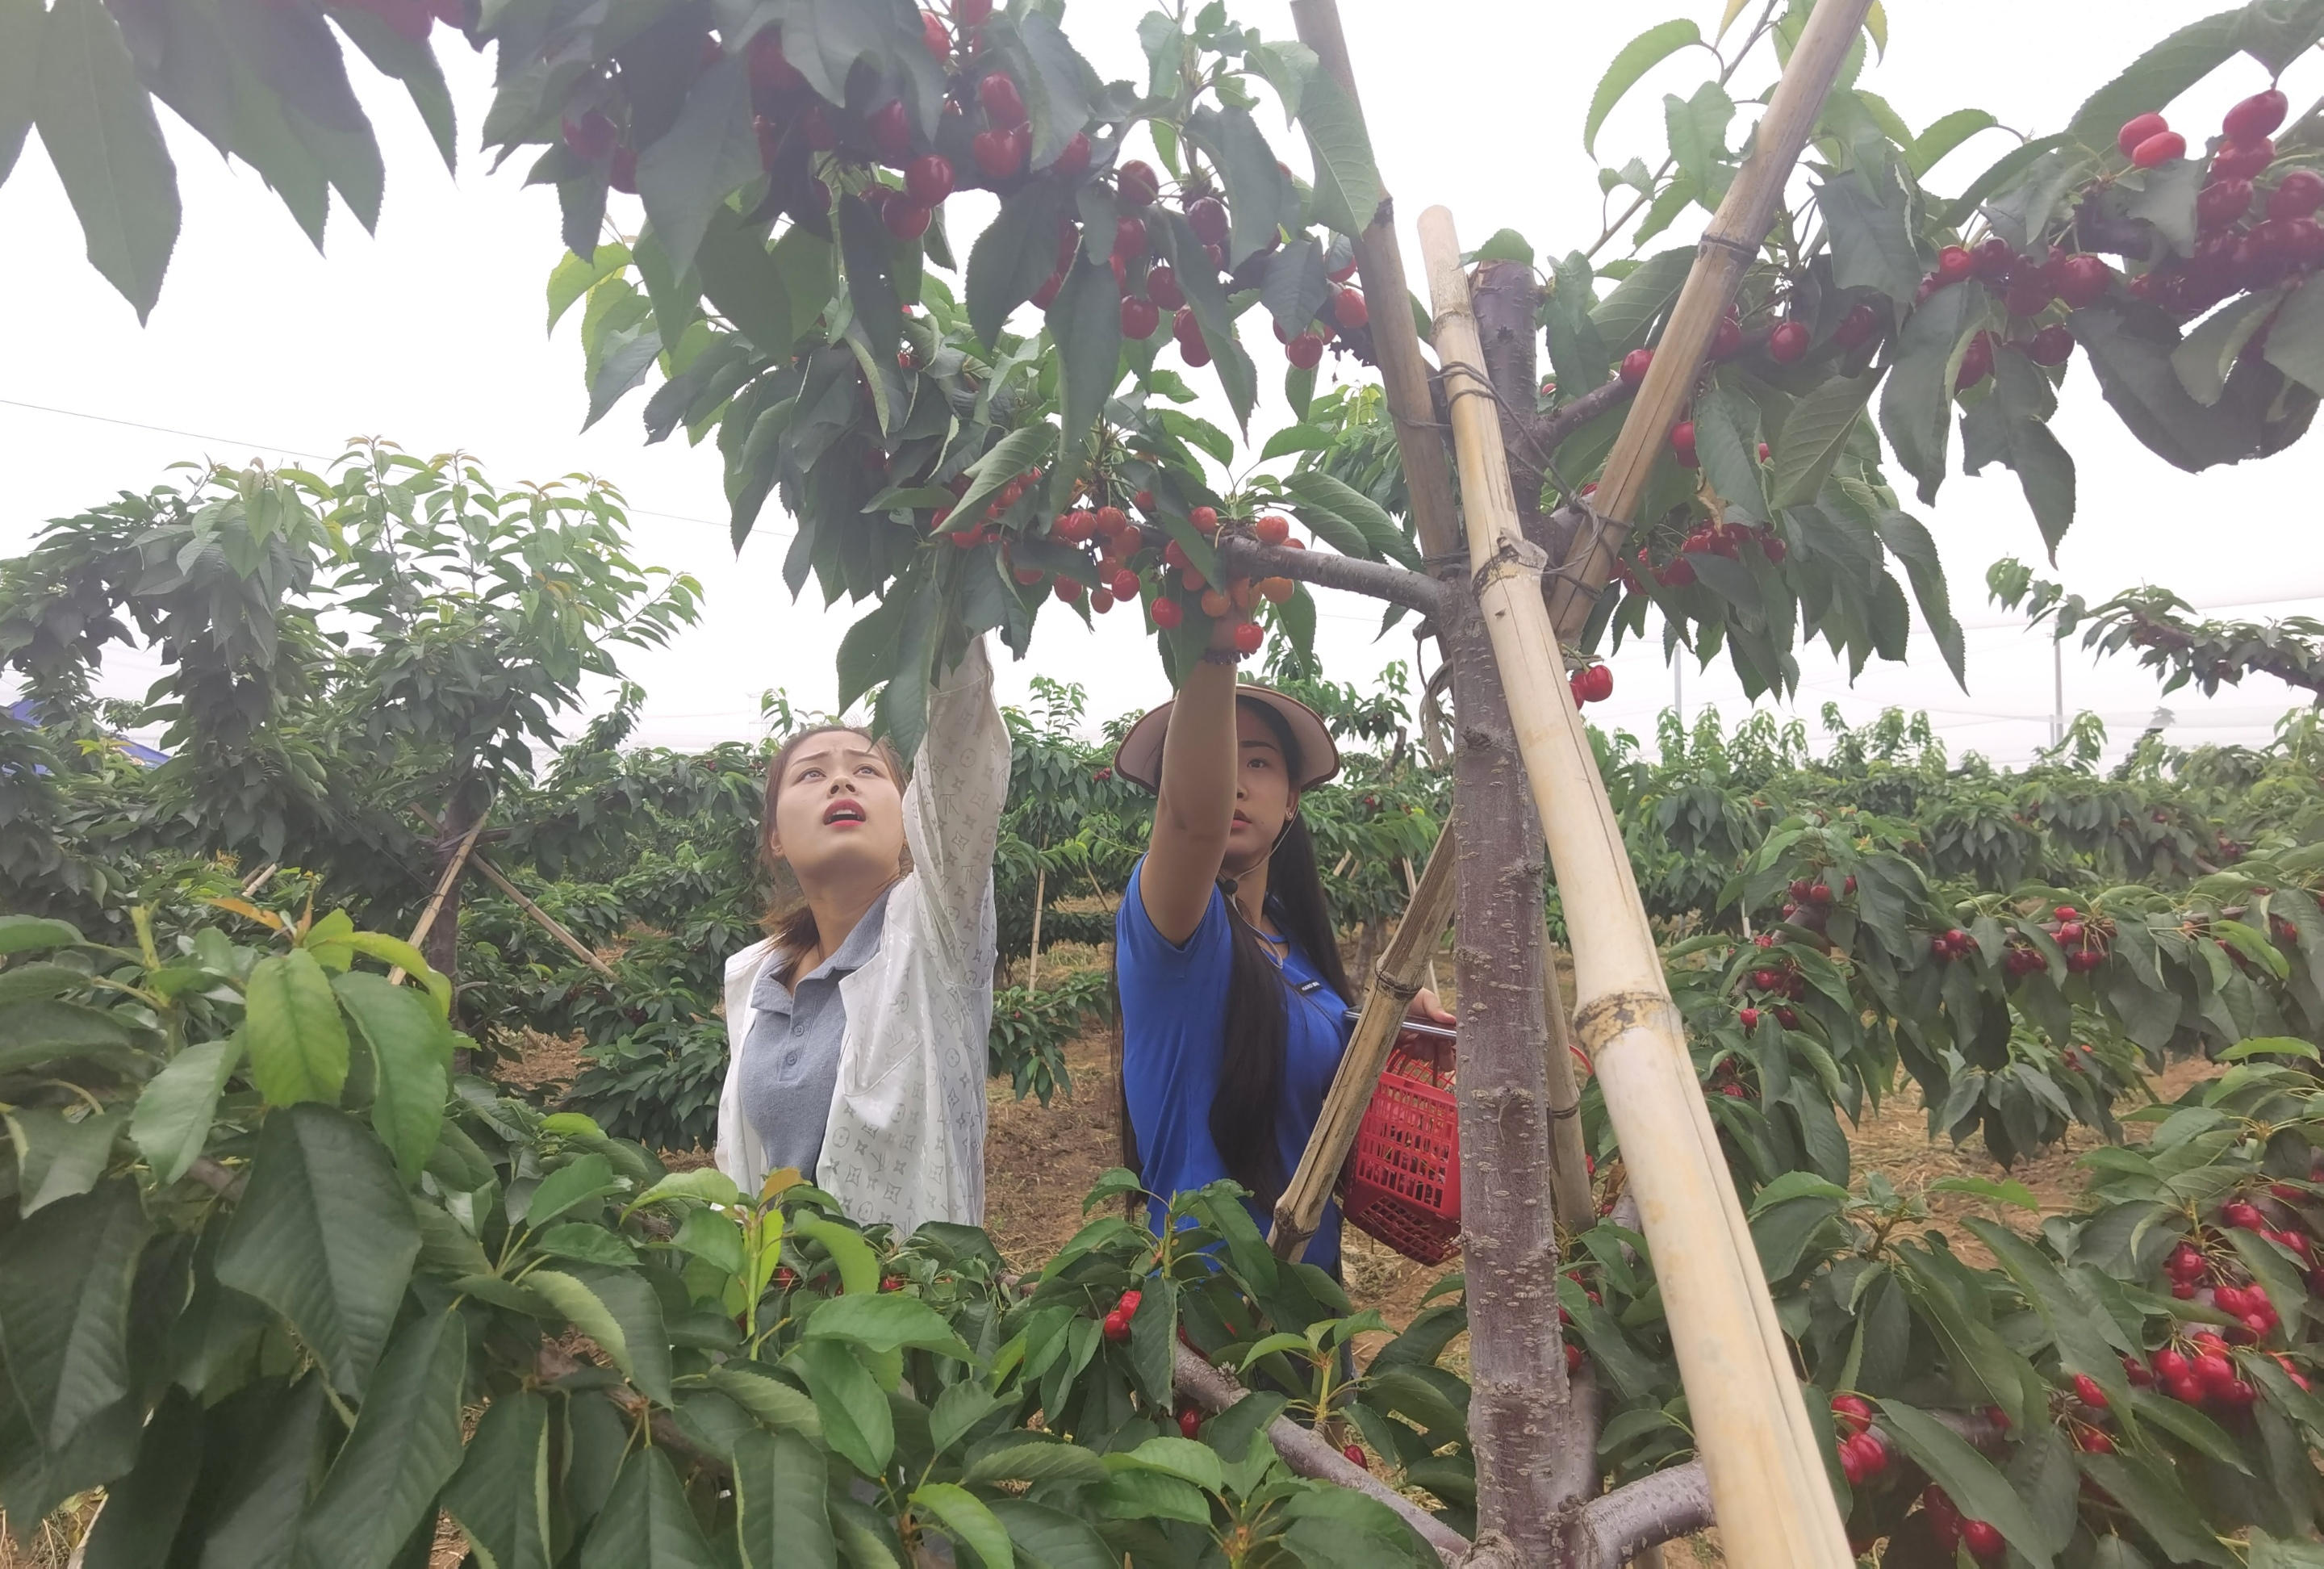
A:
[{"left": 1339, "top": 1029, "right": 1461, "bottom": 1264}]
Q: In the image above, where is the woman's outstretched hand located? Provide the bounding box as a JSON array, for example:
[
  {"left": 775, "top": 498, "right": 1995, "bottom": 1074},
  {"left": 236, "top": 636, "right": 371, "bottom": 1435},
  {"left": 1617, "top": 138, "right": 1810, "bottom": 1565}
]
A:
[{"left": 1407, "top": 989, "right": 1456, "bottom": 1027}]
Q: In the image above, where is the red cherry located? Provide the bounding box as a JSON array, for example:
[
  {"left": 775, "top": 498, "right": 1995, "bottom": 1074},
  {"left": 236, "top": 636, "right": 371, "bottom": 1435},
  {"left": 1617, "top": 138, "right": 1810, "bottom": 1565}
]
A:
[
  {"left": 1117, "top": 160, "right": 1160, "bottom": 207},
  {"left": 1833, "top": 301, "right": 1880, "bottom": 348},
  {"left": 978, "top": 73, "right": 1026, "bottom": 127},
  {"left": 1133, "top": 489, "right": 1156, "bottom": 513},
  {"left": 1147, "top": 263, "right": 1185, "bottom": 312},
  {"left": 1582, "top": 663, "right": 1613, "bottom": 703},
  {"left": 1054, "top": 575, "right": 1085, "bottom": 603},
  {"left": 1255, "top": 514, "right": 1289, "bottom": 546},
  {"left": 972, "top": 128, "right": 1024, "bottom": 179},
  {"left": 1049, "top": 131, "right": 1092, "bottom": 179},
  {"left": 2117, "top": 112, "right": 2171, "bottom": 156},
  {"left": 1030, "top": 270, "right": 1064, "bottom": 309},
  {"left": 2055, "top": 253, "right": 2113, "bottom": 308},
  {"left": 747, "top": 31, "right": 806, "bottom": 94},
  {"left": 1285, "top": 330, "right": 1325, "bottom": 369},
  {"left": 2213, "top": 137, "right": 2276, "bottom": 180},
  {"left": 1565, "top": 1341, "right": 1583, "bottom": 1371},
  {"left": 1232, "top": 620, "right": 1264, "bottom": 655},
  {"left": 1188, "top": 506, "right": 1218, "bottom": 534},
  {"left": 1767, "top": 321, "right": 1810, "bottom": 363},
  {"left": 1710, "top": 319, "right": 1742, "bottom": 358},
  {"left": 905, "top": 154, "right": 955, "bottom": 207},
  {"left": 1341, "top": 1443, "right": 1368, "bottom": 1471},
  {"left": 562, "top": 111, "right": 616, "bottom": 161},
  {"left": 1961, "top": 1520, "right": 2004, "bottom": 1561},
  {"left": 884, "top": 201, "right": 932, "bottom": 241},
  {"left": 919, "top": 10, "right": 950, "bottom": 62},
  {"left": 1619, "top": 346, "right": 1653, "bottom": 384},
  {"left": 957, "top": 0, "right": 992, "bottom": 21},
  {"left": 1738, "top": 1006, "right": 1760, "bottom": 1031},
  {"left": 2198, "top": 177, "right": 2254, "bottom": 232},
  {"left": 2225, "top": 89, "right": 2288, "bottom": 144},
  {"left": 1110, "top": 568, "right": 1141, "bottom": 600},
  {"left": 2225, "top": 1199, "right": 2266, "bottom": 1230},
  {"left": 1178, "top": 1406, "right": 1202, "bottom": 1438},
  {"left": 2071, "top": 1373, "right": 2109, "bottom": 1408},
  {"left": 1935, "top": 245, "right": 1974, "bottom": 284},
  {"left": 869, "top": 99, "right": 913, "bottom": 161},
  {"left": 1670, "top": 420, "right": 1698, "bottom": 467},
  {"left": 2269, "top": 169, "right": 2324, "bottom": 220},
  {"left": 1333, "top": 288, "right": 1368, "bottom": 328},
  {"left": 1114, "top": 215, "right": 1148, "bottom": 262},
  {"left": 1830, "top": 1394, "right": 1873, "bottom": 1434},
  {"left": 1121, "top": 296, "right": 1160, "bottom": 338},
  {"left": 609, "top": 145, "right": 639, "bottom": 194},
  {"left": 1101, "top": 1310, "right": 1131, "bottom": 1343},
  {"left": 2132, "top": 130, "right": 2187, "bottom": 168},
  {"left": 1186, "top": 195, "right": 1230, "bottom": 246},
  {"left": 1955, "top": 331, "right": 1994, "bottom": 390}
]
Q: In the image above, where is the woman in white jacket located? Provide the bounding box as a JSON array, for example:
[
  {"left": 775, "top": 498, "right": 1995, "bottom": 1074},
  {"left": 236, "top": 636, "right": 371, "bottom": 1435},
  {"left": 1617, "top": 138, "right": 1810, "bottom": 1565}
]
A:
[{"left": 713, "top": 636, "right": 1010, "bottom": 1234}]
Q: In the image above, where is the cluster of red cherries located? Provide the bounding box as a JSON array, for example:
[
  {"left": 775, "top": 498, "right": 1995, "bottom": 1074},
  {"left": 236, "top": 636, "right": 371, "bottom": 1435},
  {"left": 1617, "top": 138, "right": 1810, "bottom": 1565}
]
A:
[
  {"left": 1100, "top": 1287, "right": 1140, "bottom": 1343},
  {"left": 1735, "top": 940, "right": 1809, "bottom": 1036},
  {"left": 1996, "top": 903, "right": 2111, "bottom": 977},
  {"left": 1566, "top": 663, "right": 1614, "bottom": 706},
  {"left": 2117, "top": 90, "right": 2324, "bottom": 316},
  {"left": 1919, "top": 1483, "right": 2008, "bottom": 1562},
  {"left": 1829, "top": 1394, "right": 1892, "bottom": 1486}
]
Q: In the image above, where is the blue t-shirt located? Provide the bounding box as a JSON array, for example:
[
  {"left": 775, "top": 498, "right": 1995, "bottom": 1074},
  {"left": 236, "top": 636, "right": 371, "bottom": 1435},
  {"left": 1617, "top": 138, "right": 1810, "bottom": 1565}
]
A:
[{"left": 1116, "top": 859, "right": 1352, "bottom": 1273}]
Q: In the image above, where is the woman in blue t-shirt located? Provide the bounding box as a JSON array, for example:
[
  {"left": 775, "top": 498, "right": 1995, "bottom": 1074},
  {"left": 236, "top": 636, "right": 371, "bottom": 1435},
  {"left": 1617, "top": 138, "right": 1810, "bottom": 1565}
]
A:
[{"left": 1110, "top": 617, "right": 1450, "bottom": 1273}]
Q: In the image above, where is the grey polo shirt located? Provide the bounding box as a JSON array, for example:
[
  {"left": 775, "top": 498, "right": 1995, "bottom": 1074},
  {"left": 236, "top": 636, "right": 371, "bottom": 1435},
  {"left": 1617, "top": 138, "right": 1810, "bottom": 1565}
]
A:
[{"left": 737, "top": 889, "right": 892, "bottom": 1178}]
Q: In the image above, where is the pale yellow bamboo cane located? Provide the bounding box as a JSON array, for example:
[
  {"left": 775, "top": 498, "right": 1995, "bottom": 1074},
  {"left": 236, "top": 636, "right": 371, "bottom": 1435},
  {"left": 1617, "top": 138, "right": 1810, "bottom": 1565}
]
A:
[
  {"left": 389, "top": 815, "right": 487, "bottom": 987},
  {"left": 1420, "top": 207, "right": 1851, "bottom": 1569},
  {"left": 1539, "top": 935, "right": 1595, "bottom": 1230},
  {"left": 1269, "top": 821, "right": 1459, "bottom": 1261}
]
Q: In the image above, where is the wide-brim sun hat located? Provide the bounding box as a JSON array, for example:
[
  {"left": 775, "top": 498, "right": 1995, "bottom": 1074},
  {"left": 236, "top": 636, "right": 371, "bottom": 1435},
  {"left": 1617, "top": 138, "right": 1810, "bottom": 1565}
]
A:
[{"left": 1111, "top": 684, "right": 1340, "bottom": 793}]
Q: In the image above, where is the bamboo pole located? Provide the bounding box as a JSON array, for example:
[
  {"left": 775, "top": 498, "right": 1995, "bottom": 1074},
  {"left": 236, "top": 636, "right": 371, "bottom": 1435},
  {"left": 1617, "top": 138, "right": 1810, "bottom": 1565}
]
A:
[
  {"left": 390, "top": 814, "right": 487, "bottom": 986},
  {"left": 1026, "top": 862, "right": 1046, "bottom": 988},
  {"left": 1269, "top": 820, "right": 1458, "bottom": 1261},
  {"left": 415, "top": 808, "right": 617, "bottom": 980},
  {"left": 1420, "top": 208, "right": 1851, "bottom": 1569},
  {"left": 1540, "top": 935, "right": 1595, "bottom": 1230},
  {"left": 1545, "top": 0, "right": 1879, "bottom": 641}
]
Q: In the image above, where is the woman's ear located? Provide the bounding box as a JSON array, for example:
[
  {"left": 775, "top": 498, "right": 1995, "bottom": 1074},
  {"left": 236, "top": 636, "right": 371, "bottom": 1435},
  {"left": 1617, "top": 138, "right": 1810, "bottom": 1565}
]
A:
[{"left": 1283, "top": 787, "right": 1300, "bottom": 826}]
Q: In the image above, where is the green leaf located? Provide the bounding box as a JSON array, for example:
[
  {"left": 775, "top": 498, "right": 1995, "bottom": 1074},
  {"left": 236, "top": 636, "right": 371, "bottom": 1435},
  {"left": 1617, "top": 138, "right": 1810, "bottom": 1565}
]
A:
[
  {"left": 695, "top": 208, "right": 793, "bottom": 355},
  {"left": 792, "top": 1338, "right": 895, "bottom": 1477},
  {"left": 0, "top": 0, "right": 40, "bottom": 182},
  {"left": 1280, "top": 1486, "right": 1435, "bottom": 1569},
  {"left": 533, "top": 1224, "right": 640, "bottom": 1268},
  {"left": 1877, "top": 281, "right": 1974, "bottom": 502},
  {"left": 1664, "top": 82, "right": 1735, "bottom": 201},
  {"left": 2075, "top": 1451, "right": 2237, "bottom": 1566},
  {"left": 578, "top": 1446, "right": 719, "bottom": 1569},
  {"left": 1010, "top": 11, "right": 1097, "bottom": 173},
  {"left": 633, "top": 58, "right": 759, "bottom": 279},
  {"left": 333, "top": 972, "right": 450, "bottom": 1184},
  {"left": 1590, "top": 246, "right": 1692, "bottom": 355},
  {"left": 988, "top": 1498, "right": 1118, "bottom": 1569},
  {"left": 967, "top": 181, "right": 1066, "bottom": 352},
  {"left": 1294, "top": 65, "right": 1381, "bottom": 238},
  {"left": 298, "top": 1310, "right": 467, "bottom": 1569},
  {"left": 215, "top": 1104, "right": 418, "bottom": 1398},
  {"left": 1937, "top": 135, "right": 2070, "bottom": 229},
  {"left": 1691, "top": 384, "right": 1768, "bottom": 523},
  {"left": 244, "top": 949, "right": 351, "bottom": 1108},
  {"left": 805, "top": 1294, "right": 978, "bottom": 1361},
  {"left": 1206, "top": 105, "right": 1300, "bottom": 267},
  {"left": 1909, "top": 108, "right": 1999, "bottom": 177},
  {"left": 73, "top": 1386, "right": 201, "bottom": 1568},
  {"left": 961, "top": 1438, "right": 1110, "bottom": 1487},
  {"left": 0, "top": 998, "right": 136, "bottom": 1078},
  {"left": 1095, "top": 1468, "right": 1210, "bottom": 1524},
  {"left": 631, "top": 1166, "right": 742, "bottom": 1208},
  {"left": 2170, "top": 286, "right": 2281, "bottom": 404},
  {"left": 1771, "top": 373, "right": 1878, "bottom": 508},
  {"left": 328, "top": 6, "right": 455, "bottom": 171},
  {"left": 31, "top": 0, "right": 178, "bottom": 320},
  {"left": 1963, "top": 1220, "right": 2134, "bottom": 1425},
  {"left": 3, "top": 1105, "right": 123, "bottom": 1215},
  {"left": 838, "top": 192, "right": 904, "bottom": 358},
  {"left": 912, "top": 1483, "right": 1014, "bottom": 1569},
  {"left": 441, "top": 1389, "right": 552, "bottom": 1569},
  {"left": 1817, "top": 174, "right": 1921, "bottom": 304},
  {"left": 1877, "top": 1400, "right": 2054, "bottom": 1567},
  {"left": 527, "top": 1265, "right": 673, "bottom": 1406},
  {"left": 1159, "top": 211, "right": 1257, "bottom": 432},
  {"left": 550, "top": 244, "right": 633, "bottom": 333},
  {"left": 947, "top": 426, "right": 1056, "bottom": 542},
  {"left": 527, "top": 1153, "right": 625, "bottom": 1229},
  {"left": 2071, "top": 301, "right": 2268, "bottom": 472},
  {"left": 2261, "top": 270, "right": 2324, "bottom": 396},
  {"left": 2067, "top": 10, "right": 2241, "bottom": 149},
  {"left": 1469, "top": 228, "right": 1534, "bottom": 267},
  {"left": 191, "top": 1376, "right": 327, "bottom": 1567},
  {"left": 1960, "top": 349, "right": 2077, "bottom": 555},
  {"left": 734, "top": 1429, "right": 835, "bottom": 1569},
  {"left": 1115, "top": 1434, "right": 1224, "bottom": 1493},
  {"left": 1542, "top": 250, "right": 1610, "bottom": 402},
  {"left": 1585, "top": 19, "right": 1701, "bottom": 156},
  {"left": 0, "top": 1180, "right": 144, "bottom": 1454},
  {"left": 0, "top": 914, "right": 82, "bottom": 955},
  {"left": 710, "top": 1363, "right": 824, "bottom": 1438},
  {"left": 1049, "top": 253, "right": 1124, "bottom": 507},
  {"left": 1281, "top": 471, "right": 1420, "bottom": 568}
]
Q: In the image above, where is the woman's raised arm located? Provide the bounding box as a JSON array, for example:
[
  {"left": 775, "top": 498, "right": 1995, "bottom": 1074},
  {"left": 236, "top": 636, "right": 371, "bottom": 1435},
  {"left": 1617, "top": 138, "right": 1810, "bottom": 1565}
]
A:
[
  {"left": 901, "top": 635, "right": 1011, "bottom": 953},
  {"left": 1139, "top": 623, "right": 1240, "bottom": 945}
]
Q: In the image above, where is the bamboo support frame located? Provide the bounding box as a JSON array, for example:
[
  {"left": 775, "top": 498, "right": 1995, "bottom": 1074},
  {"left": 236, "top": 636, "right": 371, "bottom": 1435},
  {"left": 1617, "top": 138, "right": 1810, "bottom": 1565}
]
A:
[
  {"left": 389, "top": 814, "right": 487, "bottom": 985},
  {"left": 1540, "top": 936, "right": 1595, "bottom": 1230},
  {"left": 416, "top": 808, "right": 617, "bottom": 980},
  {"left": 1421, "top": 207, "right": 1851, "bottom": 1569},
  {"left": 1545, "top": 0, "right": 1878, "bottom": 641},
  {"left": 1269, "top": 822, "right": 1458, "bottom": 1261}
]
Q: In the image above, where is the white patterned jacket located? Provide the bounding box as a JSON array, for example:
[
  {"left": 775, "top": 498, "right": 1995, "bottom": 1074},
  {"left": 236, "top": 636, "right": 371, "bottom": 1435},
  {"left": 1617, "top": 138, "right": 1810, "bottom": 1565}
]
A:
[{"left": 713, "top": 637, "right": 1009, "bottom": 1233}]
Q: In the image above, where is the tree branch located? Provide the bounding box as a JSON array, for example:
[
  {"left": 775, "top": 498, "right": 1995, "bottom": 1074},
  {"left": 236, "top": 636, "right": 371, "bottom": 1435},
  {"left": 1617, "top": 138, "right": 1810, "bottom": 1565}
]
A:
[
  {"left": 1210, "top": 536, "right": 1448, "bottom": 618},
  {"left": 1172, "top": 1345, "right": 1478, "bottom": 1566},
  {"left": 1574, "top": 1462, "right": 1713, "bottom": 1568}
]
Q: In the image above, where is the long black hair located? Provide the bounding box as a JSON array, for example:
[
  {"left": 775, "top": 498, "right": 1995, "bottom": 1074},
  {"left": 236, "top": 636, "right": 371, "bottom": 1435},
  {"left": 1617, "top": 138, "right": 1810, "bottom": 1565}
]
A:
[{"left": 1117, "top": 697, "right": 1353, "bottom": 1208}]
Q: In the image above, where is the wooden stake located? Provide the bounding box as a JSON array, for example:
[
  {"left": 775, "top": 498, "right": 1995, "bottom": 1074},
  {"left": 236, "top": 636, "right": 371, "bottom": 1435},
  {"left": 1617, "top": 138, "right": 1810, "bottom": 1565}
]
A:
[
  {"left": 1026, "top": 862, "right": 1046, "bottom": 989},
  {"left": 414, "top": 808, "right": 616, "bottom": 981},
  {"left": 1544, "top": 0, "right": 1879, "bottom": 640},
  {"left": 1269, "top": 820, "right": 1458, "bottom": 1261},
  {"left": 1421, "top": 208, "right": 1852, "bottom": 1569},
  {"left": 1540, "top": 935, "right": 1595, "bottom": 1230},
  {"left": 391, "top": 814, "right": 487, "bottom": 986}
]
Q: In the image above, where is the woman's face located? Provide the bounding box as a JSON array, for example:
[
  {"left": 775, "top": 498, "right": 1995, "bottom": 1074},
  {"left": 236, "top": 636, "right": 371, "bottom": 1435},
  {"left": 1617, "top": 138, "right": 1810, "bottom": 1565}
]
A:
[
  {"left": 766, "top": 730, "right": 906, "bottom": 895},
  {"left": 1225, "top": 707, "right": 1298, "bottom": 872}
]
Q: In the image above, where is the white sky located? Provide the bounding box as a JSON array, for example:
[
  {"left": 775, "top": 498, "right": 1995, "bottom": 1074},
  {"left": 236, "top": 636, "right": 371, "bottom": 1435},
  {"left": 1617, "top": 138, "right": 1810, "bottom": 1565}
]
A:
[{"left": 4, "top": 0, "right": 2320, "bottom": 768}]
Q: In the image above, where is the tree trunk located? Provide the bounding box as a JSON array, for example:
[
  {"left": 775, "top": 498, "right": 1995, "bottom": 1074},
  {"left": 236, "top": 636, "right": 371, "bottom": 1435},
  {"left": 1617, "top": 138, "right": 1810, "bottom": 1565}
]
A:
[
  {"left": 423, "top": 793, "right": 480, "bottom": 986},
  {"left": 1444, "top": 582, "right": 1589, "bottom": 1554},
  {"left": 1472, "top": 262, "right": 1561, "bottom": 564}
]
